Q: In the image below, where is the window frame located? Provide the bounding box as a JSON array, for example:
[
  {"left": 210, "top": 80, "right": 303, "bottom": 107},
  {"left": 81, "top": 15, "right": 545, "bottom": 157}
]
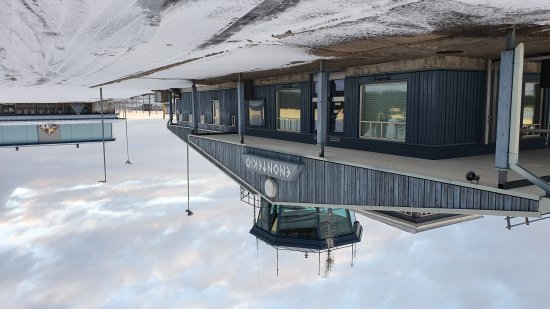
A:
[
  {"left": 247, "top": 98, "right": 266, "bottom": 127},
  {"left": 276, "top": 88, "right": 302, "bottom": 133},
  {"left": 359, "top": 80, "right": 408, "bottom": 142}
]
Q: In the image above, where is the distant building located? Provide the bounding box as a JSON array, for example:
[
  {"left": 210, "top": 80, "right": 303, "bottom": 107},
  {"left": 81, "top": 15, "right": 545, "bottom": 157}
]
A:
[{"left": 0, "top": 102, "right": 119, "bottom": 148}]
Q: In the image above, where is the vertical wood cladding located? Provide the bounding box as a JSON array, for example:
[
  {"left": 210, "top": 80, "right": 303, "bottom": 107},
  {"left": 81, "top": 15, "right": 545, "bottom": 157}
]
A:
[
  {"left": 180, "top": 92, "right": 192, "bottom": 121},
  {"left": 188, "top": 135, "right": 539, "bottom": 213},
  {"left": 345, "top": 70, "right": 486, "bottom": 145},
  {"left": 181, "top": 89, "right": 237, "bottom": 126},
  {"left": 249, "top": 82, "right": 312, "bottom": 133}
]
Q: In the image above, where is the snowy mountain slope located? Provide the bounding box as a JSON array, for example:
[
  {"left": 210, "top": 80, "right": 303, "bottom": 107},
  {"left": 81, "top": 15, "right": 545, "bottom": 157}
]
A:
[{"left": 0, "top": 0, "right": 549, "bottom": 102}]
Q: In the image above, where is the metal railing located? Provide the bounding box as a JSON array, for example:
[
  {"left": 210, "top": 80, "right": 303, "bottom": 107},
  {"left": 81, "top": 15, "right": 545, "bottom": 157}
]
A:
[
  {"left": 277, "top": 117, "right": 300, "bottom": 132},
  {"left": 360, "top": 120, "right": 406, "bottom": 141},
  {"left": 521, "top": 123, "right": 543, "bottom": 137},
  {"left": 240, "top": 186, "right": 261, "bottom": 208}
]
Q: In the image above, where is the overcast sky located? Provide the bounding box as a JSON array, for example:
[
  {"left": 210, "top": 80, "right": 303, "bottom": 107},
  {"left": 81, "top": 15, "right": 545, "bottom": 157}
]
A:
[{"left": 1, "top": 117, "right": 549, "bottom": 308}]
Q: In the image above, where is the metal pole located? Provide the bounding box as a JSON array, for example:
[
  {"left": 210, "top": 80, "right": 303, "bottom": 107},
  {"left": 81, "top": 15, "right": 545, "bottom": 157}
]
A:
[
  {"left": 276, "top": 248, "right": 279, "bottom": 277},
  {"left": 317, "top": 60, "right": 328, "bottom": 157},
  {"left": 99, "top": 88, "right": 107, "bottom": 183},
  {"left": 186, "top": 143, "right": 192, "bottom": 216},
  {"left": 192, "top": 81, "right": 199, "bottom": 131},
  {"left": 484, "top": 60, "right": 493, "bottom": 144},
  {"left": 237, "top": 73, "right": 245, "bottom": 143},
  {"left": 495, "top": 30, "right": 516, "bottom": 188},
  {"left": 168, "top": 91, "right": 173, "bottom": 124},
  {"left": 351, "top": 244, "right": 354, "bottom": 267},
  {"left": 125, "top": 100, "right": 131, "bottom": 165},
  {"left": 318, "top": 251, "right": 321, "bottom": 276}
]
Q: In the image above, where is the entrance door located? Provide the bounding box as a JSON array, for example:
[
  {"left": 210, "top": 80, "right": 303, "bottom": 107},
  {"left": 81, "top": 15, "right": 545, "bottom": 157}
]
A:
[
  {"left": 212, "top": 100, "right": 220, "bottom": 125},
  {"left": 330, "top": 79, "right": 345, "bottom": 133},
  {"left": 521, "top": 81, "right": 544, "bottom": 138}
]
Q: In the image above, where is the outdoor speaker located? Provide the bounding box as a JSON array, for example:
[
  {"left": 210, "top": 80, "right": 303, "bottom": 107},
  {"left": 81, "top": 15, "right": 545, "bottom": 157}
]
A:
[{"left": 541, "top": 60, "right": 550, "bottom": 89}]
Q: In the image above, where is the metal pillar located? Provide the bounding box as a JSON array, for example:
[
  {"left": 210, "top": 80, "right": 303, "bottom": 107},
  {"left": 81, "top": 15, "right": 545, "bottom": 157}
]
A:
[
  {"left": 99, "top": 88, "right": 107, "bottom": 183},
  {"left": 317, "top": 61, "right": 329, "bottom": 157},
  {"left": 237, "top": 73, "right": 246, "bottom": 143},
  {"left": 494, "top": 34, "right": 550, "bottom": 195},
  {"left": 192, "top": 81, "right": 199, "bottom": 131},
  {"left": 186, "top": 143, "right": 193, "bottom": 216},
  {"left": 484, "top": 60, "right": 493, "bottom": 145},
  {"left": 168, "top": 91, "right": 173, "bottom": 124},
  {"left": 124, "top": 100, "right": 131, "bottom": 165},
  {"left": 494, "top": 30, "right": 516, "bottom": 188},
  {"left": 508, "top": 44, "right": 524, "bottom": 166}
]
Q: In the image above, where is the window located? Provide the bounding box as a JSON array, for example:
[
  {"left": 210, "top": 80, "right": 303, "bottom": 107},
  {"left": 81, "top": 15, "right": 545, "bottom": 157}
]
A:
[
  {"left": 312, "top": 79, "right": 345, "bottom": 133},
  {"left": 360, "top": 82, "right": 407, "bottom": 141},
  {"left": 521, "top": 82, "right": 543, "bottom": 138},
  {"left": 248, "top": 99, "right": 265, "bottom": 127},
  {"left": 331, "top": 79, "right": 345, "bottom": 133},
  {"left": 212, "top": 100, "right": 220, "bottom": 125},
  {"left": 276, "top": 89, "right": 301, "bottom": 132}
]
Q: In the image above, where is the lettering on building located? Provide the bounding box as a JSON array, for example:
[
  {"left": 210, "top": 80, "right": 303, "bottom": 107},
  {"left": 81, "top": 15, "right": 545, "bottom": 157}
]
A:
[{"left": 241, "top": 153, "right": 303, "bottom": 181}]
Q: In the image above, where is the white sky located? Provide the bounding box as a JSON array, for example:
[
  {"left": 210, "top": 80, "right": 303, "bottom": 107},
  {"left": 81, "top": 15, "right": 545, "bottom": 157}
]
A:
[{"left": 1, "top": 119, "right": 549, "bottom": 307}]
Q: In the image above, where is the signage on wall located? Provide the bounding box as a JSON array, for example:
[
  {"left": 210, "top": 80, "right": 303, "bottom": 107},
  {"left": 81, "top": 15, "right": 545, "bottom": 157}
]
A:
[{"left": 241, "top": 153, "right": 303, "bottom": 181}]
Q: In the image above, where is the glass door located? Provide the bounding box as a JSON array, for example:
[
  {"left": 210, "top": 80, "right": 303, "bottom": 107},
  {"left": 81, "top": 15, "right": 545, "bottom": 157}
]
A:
[{"left": 521, "top": 82, "right": 543, "bottom": 138}]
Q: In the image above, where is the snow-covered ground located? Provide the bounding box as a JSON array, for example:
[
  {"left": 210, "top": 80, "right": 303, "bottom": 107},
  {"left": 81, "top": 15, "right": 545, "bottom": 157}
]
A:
[{"left": 1, "top": 0, "right": 549, "bottom": 102}]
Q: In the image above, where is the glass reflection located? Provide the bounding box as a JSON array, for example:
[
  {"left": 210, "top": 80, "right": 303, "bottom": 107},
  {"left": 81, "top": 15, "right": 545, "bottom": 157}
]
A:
[{"left": 251, "top": 203, "right": 362, "bottom": 250}]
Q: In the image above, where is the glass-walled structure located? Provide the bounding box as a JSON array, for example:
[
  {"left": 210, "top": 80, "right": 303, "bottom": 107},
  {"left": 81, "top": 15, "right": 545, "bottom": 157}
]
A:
[
  {"left": 251, "top": 204, "right": 362, "bottom": 251},
  {"left": 0, "top": 122, "right": 114, "bottom": 146}
]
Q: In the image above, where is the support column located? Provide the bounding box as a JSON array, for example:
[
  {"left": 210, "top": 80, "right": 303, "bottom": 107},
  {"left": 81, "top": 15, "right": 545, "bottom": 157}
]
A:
[
  {"left": 317, "top": 61, "right": 329, "bottom": 157},
  {"left": 237, "top": 73, "right": 245, "bottom": 144},
  {"left": 168, "top": 90, "right": 173, "bottom": 124},
  {"left": 192, "top": 81, "right": 199, "bottom": 131},
  {"left": 484, "top": 59, "right": 493, "bottom": 145},
  {"left": 494, "top": 30, "right": 516, "bottom": 188},
  {"left": 508, "top": 44, "right": 525, "bottom": 166},
  {"left": 99, "top": 87, "right": 107, "bottom": 183}
]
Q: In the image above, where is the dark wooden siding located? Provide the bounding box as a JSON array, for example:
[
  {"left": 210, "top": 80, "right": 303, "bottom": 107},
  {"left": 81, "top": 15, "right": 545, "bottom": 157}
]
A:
[
  {"left": 188, "top": 135, "right": 539, "bottom": 214},
  {"left": 344, "top": 70, "right": 486, "bottom": 146},
  {"left": 180, "top": 92, "right": 192, "bottom": 121},
  {"left": 434, "top": 71, "right": 486, "bottom": 144},
  {"left": 193, "top": 88, "right": 237, "bottom": 127},
  {"left": 248, "top": 82, "right": 312, "bottom": 133},
  {"left": 545, "top": 87, "right": 550, "bottom": 129}
]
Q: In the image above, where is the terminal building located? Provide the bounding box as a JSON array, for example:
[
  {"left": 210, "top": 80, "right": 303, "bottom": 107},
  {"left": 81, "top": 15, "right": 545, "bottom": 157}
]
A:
[
  {"left": 99, "top": 26, "right": 550, "bottom": 230},
  {"left": 0, "top": 102, "right": 118, "bottom": 148}
]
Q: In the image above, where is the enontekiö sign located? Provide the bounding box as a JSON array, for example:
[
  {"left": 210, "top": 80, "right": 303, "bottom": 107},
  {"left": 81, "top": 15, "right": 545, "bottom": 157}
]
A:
[{"left": 241, "top": 153, "right": 303, "bottom": 181}]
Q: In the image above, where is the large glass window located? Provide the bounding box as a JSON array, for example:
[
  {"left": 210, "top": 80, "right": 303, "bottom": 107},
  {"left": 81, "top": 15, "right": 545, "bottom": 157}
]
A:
[
  {"left": 248, "top": 99, "right": 265, "bottom": 127},
  {"left": 521, "top": 81, "right": 543, "bottom": 138},
  {"left": 360, "top": 82, "right": 407, "bottom": 141},
  {"left": 276, "top": 89, "right": 301, "bottom": 132}
]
